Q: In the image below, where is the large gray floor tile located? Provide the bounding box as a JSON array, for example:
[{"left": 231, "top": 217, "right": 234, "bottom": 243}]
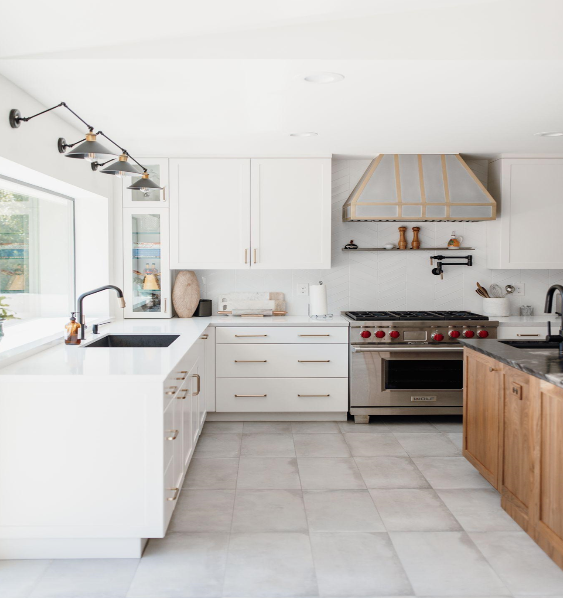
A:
[
  {"left": 393, "top": 433, "right": 461, "bottom": 457},
  {"left": 344, "top": 434, "right": 408, "bottom": 457},
  {"left": 193, "top": 433, "right": 242, "bottom": 458},
  {"left": 470, "top": 531, "right": 563, "bottom": 595},
  {"left": 311, "top": 532, "right": 413, "bottom": 597},
  {"left": 446, "top": 432, "right": 463, "bottom": 449},
  {"left": 241, "top": 433, "right": 295, "bottom": 457},
  {"left": 223, "top": 532, "right": 317, "bottom": 598},
  {"left": 0, "top": 560, "right": 51, "bottom": 598},
  {"left": 294, "top": 434, "right": 351, "bottom": 457},
  {"left": 232, "top": 489, "right": 308, "bottom": 532},
  {"left": 304, "top": 489, "right": 385, "bottom": 532},
  {"left": 127, "top": 533, "right": 228, "bottom": 598},
  {"left": 355, "top": 457, "right": 430, "bottom": 489},
  {"left": 243, "top": 421, "right": 292, "bottom": 434},
  {"left": 291, "top": 421, "right": 341, "bottom": 434},
  {"left": 298, "top": 458, "right": 365, "bottom": 489},
  {"left": 183, "top": 458, "right": 239, "bottom": 489},
  {"left": 390, "top": 531, "right": 510, "bottom": 596},
  {"left": 237, "top": 457, "right": 301, "bottom": 489},
  {"left": 202, "top": 422, "right": 243, "bottom": 434},
  {"left": 169, "top": 489, "right": 235, "bottom": 532},
  {"left": 427, "top": 420, "right": 463, "bottom": 433},
  {"left": 382, "top": 417, "right": 439, "bottom": 433},
  {"left": 437, "top": 489, "right": 521, "bottom": 532},
  {"left": 413, "top": 457, "right": 493, "bottom": 489},
  {"left": 338, "top": 420, "right": 391, "bottom": 434},
  {"left": 30, "top": 559, "right": 138, "bottom": 598},
  {"left": 369, "top": 489, "right": 461, "bottom": 532}
]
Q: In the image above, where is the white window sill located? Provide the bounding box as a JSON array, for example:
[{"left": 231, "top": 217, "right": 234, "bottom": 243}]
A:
[{"left": 0, "top": 317, "right": 113, "bottom": 367}]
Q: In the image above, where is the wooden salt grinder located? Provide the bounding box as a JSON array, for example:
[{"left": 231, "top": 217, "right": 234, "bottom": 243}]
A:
[
  {"left": 411, "top": 227, "right": 421, "bottom": 249},
  {"left": 398, "top": 226, "right": 407, "bottom": 250}
]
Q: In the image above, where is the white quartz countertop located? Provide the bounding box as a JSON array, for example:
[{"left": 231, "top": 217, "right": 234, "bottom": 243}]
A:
[{"left": 0, "top": 315, "right": 349, "bottom": 379}]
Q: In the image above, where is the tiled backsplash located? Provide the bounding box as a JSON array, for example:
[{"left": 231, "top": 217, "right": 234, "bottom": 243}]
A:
[{"left": 186, "top": 158, "right": 562, "bottom": 317}]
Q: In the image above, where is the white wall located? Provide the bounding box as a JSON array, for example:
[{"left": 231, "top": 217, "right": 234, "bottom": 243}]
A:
[{"left": 190, "top": 158, "right": 563, "bottom": 317}]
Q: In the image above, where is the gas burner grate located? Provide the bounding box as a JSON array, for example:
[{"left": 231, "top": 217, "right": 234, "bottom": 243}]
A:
[{"left": 345, "top": 310, "right": 489, "bottom": 321}]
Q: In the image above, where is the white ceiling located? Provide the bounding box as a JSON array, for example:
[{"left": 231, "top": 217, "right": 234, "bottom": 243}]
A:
[{"left": 1, "top": 0, "right": 563, "bottom": 158}]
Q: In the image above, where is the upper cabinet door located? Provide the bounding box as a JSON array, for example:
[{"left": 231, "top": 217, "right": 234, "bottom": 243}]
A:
[
  {"left": 123, "top": 158, "right": 169, "bottom": 208},
  {"left": 487, "top": 158, "right": 563, "bottom": 269},
  {"left": 170, "top": 159, "right": 251, "bottom": 269},
  {"left": 250, "top": 159, "right": 331, "bottom": 269}
]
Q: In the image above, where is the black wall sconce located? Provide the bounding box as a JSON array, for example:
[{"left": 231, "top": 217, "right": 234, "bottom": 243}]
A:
[{"left": 9, "top": 102, "right": 162, "bottom": 190}]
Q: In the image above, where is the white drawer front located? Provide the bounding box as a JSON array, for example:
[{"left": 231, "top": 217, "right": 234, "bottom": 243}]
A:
[
  {"left": 215, "top": 326, "right": 348, "bottom": 344},
  {"left": 217, "top": 378, "right": 348, "bottom": 412},
  {"left": 163, "top": 400, "right": 175, "bottom": 470},
  {"left": 217, "top": 344, "right": 348, "bottom": 378},
  {"left": 496, "top": 326, "right": 548, "bottom": 340}
]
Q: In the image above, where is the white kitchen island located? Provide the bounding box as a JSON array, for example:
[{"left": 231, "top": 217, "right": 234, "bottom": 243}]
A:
[{"left": 0, "top": 315, "right": 349, "bottom": 559}]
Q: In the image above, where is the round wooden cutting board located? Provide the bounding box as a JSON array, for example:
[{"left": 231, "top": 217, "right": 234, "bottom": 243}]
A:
[{"left": 172, "top": 271, "right": 200, "bottom": 317}]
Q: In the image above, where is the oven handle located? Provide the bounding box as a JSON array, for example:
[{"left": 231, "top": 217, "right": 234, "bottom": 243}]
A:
[{"left": 351, "top": 345, "right": 464, "bottom": 353}]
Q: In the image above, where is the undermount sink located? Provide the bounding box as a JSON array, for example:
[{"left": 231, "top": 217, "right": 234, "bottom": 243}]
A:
[
  {"left": 84, "top": 334, "right": 179, "bottom": 348},
  {"left": 500, "top": 340, "right": 561, "bottom": 350}
]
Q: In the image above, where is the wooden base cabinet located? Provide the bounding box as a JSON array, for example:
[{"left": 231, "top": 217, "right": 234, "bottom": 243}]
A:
[{"left": 463, "top": 348, "right": 563, "bottom": 569}]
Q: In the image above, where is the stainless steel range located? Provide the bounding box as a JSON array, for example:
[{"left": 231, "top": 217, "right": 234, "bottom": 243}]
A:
[{"left": 343, "top": 311, "right": 499, "bottom": 423}]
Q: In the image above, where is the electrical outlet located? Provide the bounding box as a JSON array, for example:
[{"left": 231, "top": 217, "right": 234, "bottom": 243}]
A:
[
  {"left": 513, "top": 283, "right": 525, "bottom": 296},
  {"left": 296, "top": 283, "right": 309, "bottom": 296}
]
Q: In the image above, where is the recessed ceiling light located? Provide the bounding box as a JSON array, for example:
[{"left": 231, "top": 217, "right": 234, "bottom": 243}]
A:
[
  {"left": 535, "top": 131, "right": 563, "bottom": 137},
  {"left": 290, "top": 132, "right": 318, "bottom": 137},
  {"left": 304, "top": 72, "right": 345, "bottom": 84}
]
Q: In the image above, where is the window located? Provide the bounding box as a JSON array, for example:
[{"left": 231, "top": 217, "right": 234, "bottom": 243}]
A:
[{"left": 0, "top": 177, "right": 75, "bottom": 324}]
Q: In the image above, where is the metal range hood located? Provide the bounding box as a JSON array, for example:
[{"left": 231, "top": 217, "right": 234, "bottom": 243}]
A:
[{"left": 342, "top": 154, "right": 497, "bottom": 222}]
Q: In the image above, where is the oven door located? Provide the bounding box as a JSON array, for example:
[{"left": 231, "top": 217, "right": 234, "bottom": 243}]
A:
[{"left": 350, "top": 345, "right": 464, "bottom": 407}]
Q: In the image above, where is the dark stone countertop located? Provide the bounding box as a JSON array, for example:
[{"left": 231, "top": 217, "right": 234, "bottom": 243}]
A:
[{"left": 460, "top": 338, "right": 563, "bottom": 390}]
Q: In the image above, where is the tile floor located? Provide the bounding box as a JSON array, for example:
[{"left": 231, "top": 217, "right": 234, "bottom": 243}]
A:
[{"left": 4, "top": 416, "right": 563, "bottom": 598}]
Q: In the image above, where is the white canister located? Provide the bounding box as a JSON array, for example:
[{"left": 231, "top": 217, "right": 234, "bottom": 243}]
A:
[{"left": 482, "top": 298, "right": 510, "bottom": 317}]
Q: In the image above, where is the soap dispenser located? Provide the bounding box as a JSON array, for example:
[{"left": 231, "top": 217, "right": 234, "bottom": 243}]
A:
[{"left": 64, "top": 312, "right": 81, "bottom": 345}]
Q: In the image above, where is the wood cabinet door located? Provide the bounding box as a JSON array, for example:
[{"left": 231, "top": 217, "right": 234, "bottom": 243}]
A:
[
  {"left": 463, "top": 350, "right": 502, "bottom": 489},
  {"left": 170, "top": 159, "right": 251, "bottom": 269},
  {"left": 250, "top": 158, "right": 331, "bottom": 269},
  {"left": 501, "top": 368, "right": 536, "bottom": 525}
]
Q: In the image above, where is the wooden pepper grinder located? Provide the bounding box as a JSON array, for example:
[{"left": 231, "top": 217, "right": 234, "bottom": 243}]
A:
[
  {"left": 398, "top": 226, "right": 407, "bottom": 250},
  {"left": 411, "top": 227, "right": 421, "bottom": 249}
]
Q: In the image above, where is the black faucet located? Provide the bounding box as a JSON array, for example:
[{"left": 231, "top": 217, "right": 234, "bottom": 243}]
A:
[
  {"left": 77, "top": 285, "right": 126, "bottom": 340},
  {"left": 544, "top": 284, "right": 563, "bottom": 354}
]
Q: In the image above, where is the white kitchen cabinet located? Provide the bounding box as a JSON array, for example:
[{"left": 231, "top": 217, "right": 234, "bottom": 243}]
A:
[
  {"left": 487, "top": 158, "right": 563, "bottom": 269},
  {"left": 169, "top": 158, "right": 331, "bottom": 270},
  {"left": 123, "top": 208, "right": 171, "bottom": 318},
  {"left": 123, "top": 158, "right": 169, "bottom": 208},
  {"left": 170, "top": 158, "right": 251, "bottom": 269},
  {"left": 250, "top": 159, "right": 331, "bottom": 269}
]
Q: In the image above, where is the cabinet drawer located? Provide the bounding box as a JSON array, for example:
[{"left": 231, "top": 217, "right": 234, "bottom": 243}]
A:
[
  {"left": 162, "top": 341, "right": 202, "bottom": 408},
  {"left": 163, "top": 400, "right": 175, "bottom": 470},
  {"left": 216, "top": 326, "right": 348, "bottom": 344},
  {"left": 163, "top": 460, "right": 178, "bottom": 531},
  {"left": 217, "top": 378, "right": 348, "bottom": 412},
  {"left": 217, "top": 344, "right": 348, "bottom": 378},
  {"left": 497, "top": 326, "right": 548, "bottom": 340}
]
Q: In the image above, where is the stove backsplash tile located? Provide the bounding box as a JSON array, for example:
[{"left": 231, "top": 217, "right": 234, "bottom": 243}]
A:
[{"left": 185, "top": 158, "right": 563, "bottom": 316}]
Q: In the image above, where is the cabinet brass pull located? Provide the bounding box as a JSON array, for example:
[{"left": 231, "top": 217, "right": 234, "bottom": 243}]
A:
[
  {"left": 164, "top": 298, "right": 168, "bottom": 313},
  {"left": 166, "top": 430, "right": 179, "bottom": 440},
  {"left": 200, "top": 335, "right": 208, "bottom": 340},
  {"left": 298, "top": 394, "right": 330, "bottom": 397},
  {"left": 516, "top": 334, "right": 540, "bottom": 337},
  {"left": 299, "top": 334, "right": 330, "bottom": 337},
  {"left": 162, "top": 186, "right": 166, "bottom": 203},
  {"left": 298, "top": 360, "right": 331, "bottom": 363},
  {"left": 192, "top": 373, "right": 201, "bottom": 396},
  {"left": 165, "top": 387, "right": 178, "bottom": 395},
  {"left": 254, "top": 248, "right": 257, "bottom": 264},
  {"left": 235, "top": 360, "right": 267, "bottom": 362},
  {"left": 245, "top": 249, "right": 248, "bottom": 264},
  {"left": 177, "top": 390, "right": 188, "bottom": 399},
  {"left": 235, "top": 334, "right": 268, "bottom": 337},
  {"left": 489, "top": 367, "right": 498, "bottom": 372},
  {"left": 235, "top": 394, "right": 267, "bottom": 397},
  {"left": 166, "top": 487, "right": 179, "bottom": 501},
  {"left": 174, "top": 376, "right": 186, "bottom": 381}
]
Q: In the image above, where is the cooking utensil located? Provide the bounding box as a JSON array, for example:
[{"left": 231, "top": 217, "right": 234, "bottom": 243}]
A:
[
  {"left": 505, "top": 284, "right": 516, "bottom": 295},
  {"left": 476, "top": 289, "right": 487, "bottom": 298},
  {"left": 489, "top": 283, "right": 505, "bottom": 298},
  {"left": 476, "top": 282, "right": 490, "bottom": 298}
]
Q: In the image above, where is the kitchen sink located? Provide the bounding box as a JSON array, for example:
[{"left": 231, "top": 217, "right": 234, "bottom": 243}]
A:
[
  {"left": 500, "top": 340, "right": 561, "bottom": 350},
  {"left": 84, "top": 334, "right": 179, "bottom": 348}
]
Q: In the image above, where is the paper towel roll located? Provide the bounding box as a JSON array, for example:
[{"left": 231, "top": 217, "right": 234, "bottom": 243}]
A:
[{"left": 309, "top": 282, "right": 328, "bottom": 316}]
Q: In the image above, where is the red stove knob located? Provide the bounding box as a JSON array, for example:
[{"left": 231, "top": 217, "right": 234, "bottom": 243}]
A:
[
  {"left": 389, "top": 330, "right": 400, "bottom": 339},
  {"left": 375, "top": 330, "right": 386, "bottom": 338},
  {"left": 360, "top": 330, "right": 371, "bottom": 338},
  {"left": 463, "top": 329, "right": 475, "bottom": 338},
  {"left": 477, "top": 329, "right": 489, "bottom": 338},
  {"left": 432, "top": 332, "right": 444, "bottom": 341},
  {"left": 449, "top": 329, "right": 461, "bottom": 338}
]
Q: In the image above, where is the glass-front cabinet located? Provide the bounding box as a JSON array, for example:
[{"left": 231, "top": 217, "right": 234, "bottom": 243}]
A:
[
  {"left": 123, "top": 208, "right": 171, "bottom": 318},
  {"left": 122, "top": 158, "right": 169, "bottom": 208}
]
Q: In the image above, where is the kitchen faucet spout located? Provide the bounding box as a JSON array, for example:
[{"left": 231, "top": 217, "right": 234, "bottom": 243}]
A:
[
  {"left": 77, "top": 285, "right": 126, "bottom": 340},
  {"left": 544, "top": 284, "right": 563, "bottom": 354}
]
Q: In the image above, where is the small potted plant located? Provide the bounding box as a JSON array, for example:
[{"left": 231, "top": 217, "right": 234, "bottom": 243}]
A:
[{"left": 0, "top": 296, "right": 17, "bottom": 337}]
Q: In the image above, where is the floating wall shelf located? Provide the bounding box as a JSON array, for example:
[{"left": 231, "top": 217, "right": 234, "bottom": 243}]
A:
[{"left": 342, "top": 247, "right": 475, "bottom": 252}]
